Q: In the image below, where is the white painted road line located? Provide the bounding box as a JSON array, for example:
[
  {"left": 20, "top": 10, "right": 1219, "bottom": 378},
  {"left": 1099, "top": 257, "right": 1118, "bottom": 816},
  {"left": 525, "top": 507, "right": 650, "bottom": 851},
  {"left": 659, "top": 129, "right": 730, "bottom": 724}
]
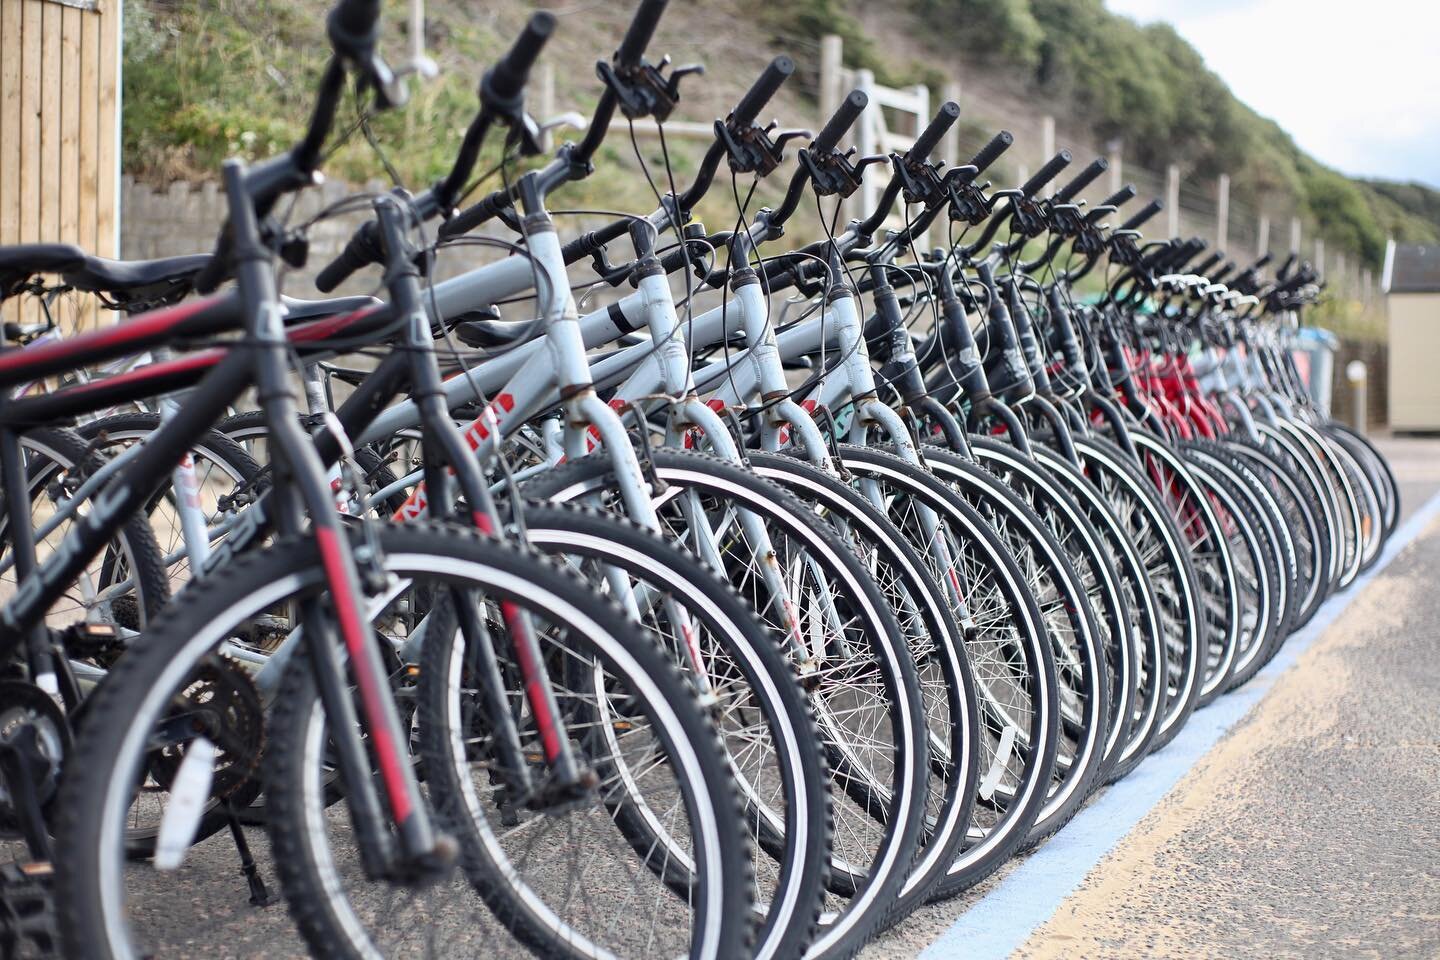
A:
[{"left": 921, "top": 491, "right": 1440, "bottom": 960}]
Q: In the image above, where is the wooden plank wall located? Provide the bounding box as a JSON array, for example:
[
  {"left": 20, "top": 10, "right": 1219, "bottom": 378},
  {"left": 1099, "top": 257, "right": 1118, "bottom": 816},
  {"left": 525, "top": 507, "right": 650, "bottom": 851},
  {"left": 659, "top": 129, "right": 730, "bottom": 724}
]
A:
[{"left": 0, "top": 0, "right": 119, "bottom": 329}]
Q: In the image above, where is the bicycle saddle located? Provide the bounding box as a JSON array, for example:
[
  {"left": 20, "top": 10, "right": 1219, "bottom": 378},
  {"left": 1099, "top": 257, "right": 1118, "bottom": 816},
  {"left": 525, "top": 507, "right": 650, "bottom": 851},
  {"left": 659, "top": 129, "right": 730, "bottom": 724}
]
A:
[
  {"left": 0, "top": 243, "right": 88, "bottom": 297},
  {"left": 451, "top": 308, "right": 530, "bottom": 348},
  {"left": 63, "top": 253, "right": 212, "bottom": 296}
]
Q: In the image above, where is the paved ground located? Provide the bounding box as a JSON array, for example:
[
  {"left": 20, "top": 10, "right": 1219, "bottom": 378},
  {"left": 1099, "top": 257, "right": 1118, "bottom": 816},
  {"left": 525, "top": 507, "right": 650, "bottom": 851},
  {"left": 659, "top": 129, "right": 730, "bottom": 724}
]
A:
[
  {"left": 1374, "top": 432, "right": 1440, "bottom": 524},
  {"left": 863, "top": 433, "right": 1440, "bottom": 960},
  {"left": 10, "top": 435, "right": 1434, "bottom": 958}
]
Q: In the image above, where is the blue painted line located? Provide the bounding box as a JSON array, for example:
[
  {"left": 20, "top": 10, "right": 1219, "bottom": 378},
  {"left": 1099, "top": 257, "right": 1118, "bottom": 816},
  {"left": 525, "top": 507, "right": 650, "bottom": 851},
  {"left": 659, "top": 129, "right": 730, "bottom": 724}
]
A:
[{"left": 921, "top": 490, "right": 1440, "bottom": 960}]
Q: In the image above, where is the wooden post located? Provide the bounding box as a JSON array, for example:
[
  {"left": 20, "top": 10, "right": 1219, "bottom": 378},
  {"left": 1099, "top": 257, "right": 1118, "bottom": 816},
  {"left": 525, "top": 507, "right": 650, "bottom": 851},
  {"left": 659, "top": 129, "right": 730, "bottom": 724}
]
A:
[
  {"left": 820, "top": 34, "right": 846, "bottom": 220},
  {"left": 941, "top": 80, "right": 962, "bottom": 167},
  {"left": 1106, "top": 139, "right": 1123, "bottom": 194},
  {"left": 819, "top": 34, "right": 843, "bottom": 127},
  {"left": 1041, "top": 116, "right": 1055, "bottom": 196},
  {"left": 1166, "top": 164, "right": 1180, "bottom": 239},
  {"left": 1258, "top": 214, "right": 1270, "bottom": 257},
  {"left": 1216, "top": 173, "right": 1230, "bottom": 251},
  {"left": 1336, "top": 251, "right": 1346, "bottom": 295},
  {"left": 1314, "top": 238, "right": 1325, "bottom": 278},
  {"left": 1290, "top": 217, "right": 1302, "bottom": 254},
  {"left": 538, "top": 63, "right": 555, "bottom": 151},
  {"left": 855, "top": 68, "right": 877, "bottom": 220}
]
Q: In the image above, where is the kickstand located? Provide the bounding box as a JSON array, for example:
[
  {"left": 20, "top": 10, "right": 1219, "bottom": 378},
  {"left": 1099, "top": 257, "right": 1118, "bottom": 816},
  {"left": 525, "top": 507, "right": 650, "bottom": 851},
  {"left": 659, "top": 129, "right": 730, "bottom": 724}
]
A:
[{"left": 226, "top": 806, "right": 274, "bottom": 907}]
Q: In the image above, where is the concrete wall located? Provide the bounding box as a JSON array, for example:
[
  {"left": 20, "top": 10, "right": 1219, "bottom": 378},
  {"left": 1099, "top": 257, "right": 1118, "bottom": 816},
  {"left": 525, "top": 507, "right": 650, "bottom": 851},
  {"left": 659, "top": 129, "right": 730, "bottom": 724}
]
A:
[
  {"left": 119, "top": 176, "right": 502, "bottom": 300},
  {"left": 1387, "top": 293, "right": 1440, "bottom": 430}
]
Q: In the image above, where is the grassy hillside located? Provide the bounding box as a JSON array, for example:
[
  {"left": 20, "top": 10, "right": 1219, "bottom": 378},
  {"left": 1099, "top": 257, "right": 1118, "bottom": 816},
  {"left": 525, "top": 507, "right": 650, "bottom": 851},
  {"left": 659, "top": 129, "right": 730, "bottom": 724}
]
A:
[{"left": 122, "top": 0, "right": 1440, "bottom": 270}]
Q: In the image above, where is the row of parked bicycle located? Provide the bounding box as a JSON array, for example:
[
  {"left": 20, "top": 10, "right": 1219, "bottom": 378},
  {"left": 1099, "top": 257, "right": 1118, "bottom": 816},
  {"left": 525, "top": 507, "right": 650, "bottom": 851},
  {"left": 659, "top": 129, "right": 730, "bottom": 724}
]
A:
[{"left": 0, "top": 2, "right": 1398, "bottom": 958}]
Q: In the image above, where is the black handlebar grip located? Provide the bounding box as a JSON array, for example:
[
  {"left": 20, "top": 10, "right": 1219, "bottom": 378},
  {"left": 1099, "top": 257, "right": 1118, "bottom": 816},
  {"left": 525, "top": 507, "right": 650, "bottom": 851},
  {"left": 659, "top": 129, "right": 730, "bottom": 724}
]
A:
[
  {"left": 731, "top": 56, "right": 794, "bottom": 128},
  {"left": 1021, "top": 149, "right": 1072, "bottom": 198},
  {"left": 1249, "top": 251, "right": 1273, "bottom": 271},
  {"left": 332, "top": 0, "right": 381, "bottom": 38},
  {"left": 1173, "top": 238, "right": 1208, "bottom": 270},
  {"left": 1119, "top": 198, "right": 1162, "bottom": 231},
  {"left": 438, "top": 189, "right": 513, "bottom": 241},
  {"left": 1194, "top": 251, "right": 1224, "bottom": 276},
  {"left": 617, "top": 0, "right": 667, "bottom": 66},
  {"left": 1276, "top": 252, "right": 1296, "bottom": 280},
  {"left": 315, "top": 246, "right": 368, "bottom": 293},
  {"left": 908, "top": 100, "right": 961, "bottom": 162},
  {"left": 1055, "top": 156, "right": 1108, "bottom": 203},
  {"left": 316, "top": 221, "right": 380, "bottom": 293},
  {"left": 488, "top": 12, "right": 556, "bottom": 102},
  {"left": 1098, "top": 184, "right": 1136, "bottom": 209},
  {"left": 812, "top": 89, "right": 868, "bottom": 155},
  {"left": 967, "top": 130, "right": 1013, "bottom": 176}
]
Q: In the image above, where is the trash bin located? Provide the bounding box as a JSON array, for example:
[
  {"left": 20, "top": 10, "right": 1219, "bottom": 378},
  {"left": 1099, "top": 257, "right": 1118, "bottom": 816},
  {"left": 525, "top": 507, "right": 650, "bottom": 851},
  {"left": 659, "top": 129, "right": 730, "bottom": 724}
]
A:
[{"left": 1291, "top": 327, "right": 1340, "bottom": 415}]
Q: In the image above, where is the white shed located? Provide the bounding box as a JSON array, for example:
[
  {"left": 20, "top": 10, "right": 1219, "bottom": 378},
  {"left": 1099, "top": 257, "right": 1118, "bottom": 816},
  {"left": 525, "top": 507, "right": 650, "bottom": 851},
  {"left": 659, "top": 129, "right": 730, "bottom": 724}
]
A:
[{"left": 1382, "top": 240, "right": 1440, "bottom": 431}]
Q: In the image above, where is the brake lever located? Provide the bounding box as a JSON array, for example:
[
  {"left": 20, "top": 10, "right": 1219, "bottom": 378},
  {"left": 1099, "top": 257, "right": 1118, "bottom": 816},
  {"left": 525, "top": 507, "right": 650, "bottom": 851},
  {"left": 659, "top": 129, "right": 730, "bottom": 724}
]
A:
[
  {"left": 539, "top": 111, "right": 588, "bottom": 135},
  {"left": 598, "top": 54, "right": 703, "bottom": 123},
  {"left": 719, "top": 120, "right": 812, "bottom": 177}
]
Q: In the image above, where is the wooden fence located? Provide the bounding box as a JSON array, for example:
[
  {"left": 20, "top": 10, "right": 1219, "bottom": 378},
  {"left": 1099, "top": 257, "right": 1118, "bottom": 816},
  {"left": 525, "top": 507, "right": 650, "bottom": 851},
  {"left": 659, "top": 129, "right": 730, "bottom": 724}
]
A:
[{"left": 0, "top": 0, "right": 121, "bottom": 327}]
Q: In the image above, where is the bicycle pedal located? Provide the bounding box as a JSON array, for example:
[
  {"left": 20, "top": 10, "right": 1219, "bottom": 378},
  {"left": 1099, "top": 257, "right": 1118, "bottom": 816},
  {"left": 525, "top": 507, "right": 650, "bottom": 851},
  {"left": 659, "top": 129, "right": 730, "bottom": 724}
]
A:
[
  {"left": 56, "top": 622, "right": 121, "bottom": 659},
  {"left": 0, "top": 861, "right": 61, "bottom": 959}
]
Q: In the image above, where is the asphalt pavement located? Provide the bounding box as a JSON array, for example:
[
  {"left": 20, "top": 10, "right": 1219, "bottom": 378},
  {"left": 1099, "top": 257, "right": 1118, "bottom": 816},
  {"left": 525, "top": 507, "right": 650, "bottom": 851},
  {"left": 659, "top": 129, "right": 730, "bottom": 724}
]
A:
[
  {"left": 7, "top": 435, "right": 1435, "bottom": 959},
  {"left": 866, "top": 432, "right": 1440, "bottom": 960}
]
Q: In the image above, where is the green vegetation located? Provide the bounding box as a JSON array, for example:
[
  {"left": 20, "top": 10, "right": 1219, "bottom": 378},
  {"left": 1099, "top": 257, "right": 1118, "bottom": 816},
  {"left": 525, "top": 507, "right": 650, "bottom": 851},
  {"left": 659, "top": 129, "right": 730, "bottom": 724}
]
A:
[
  {"left": 911, "top": 0, "right": 1440, "bottom": 265},
  {"left": 122, "top": 0, "right": 1439, "bottom": 277},
  {"left": 122, "top": 0, "right": 509, "bottom": 186}
]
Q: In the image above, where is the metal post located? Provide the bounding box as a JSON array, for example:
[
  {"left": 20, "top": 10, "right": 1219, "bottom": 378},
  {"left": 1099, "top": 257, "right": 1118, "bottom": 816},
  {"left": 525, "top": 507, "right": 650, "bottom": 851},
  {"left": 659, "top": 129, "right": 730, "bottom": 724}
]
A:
[
  {"left": 1346, "top": 360, "right": 1368, "bottom": 433},
  {"left": 1166, "top": 164, "right": 1180, "bottom": 239},
  {"left": 1216, "top": 173, "right": 1230, "bottom": 251}
]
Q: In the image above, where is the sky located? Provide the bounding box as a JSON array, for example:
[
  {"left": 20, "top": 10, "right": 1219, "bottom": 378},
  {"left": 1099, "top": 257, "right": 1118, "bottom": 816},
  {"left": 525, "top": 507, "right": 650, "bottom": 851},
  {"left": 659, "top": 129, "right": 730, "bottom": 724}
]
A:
[{"left": 1105, "top": 0, "right": 1440, "bottom": 188}]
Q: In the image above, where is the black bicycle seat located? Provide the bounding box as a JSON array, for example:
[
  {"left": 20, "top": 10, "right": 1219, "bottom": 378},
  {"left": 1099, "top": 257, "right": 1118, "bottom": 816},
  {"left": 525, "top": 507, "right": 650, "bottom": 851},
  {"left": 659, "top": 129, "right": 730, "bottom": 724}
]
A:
[
  {"left": 0, "top": 244, "right": 88, "bottom": 297},
  {"left": 452, "top": 308, "right": 533, "bottom": 349},
  {"left": 63, "top": 253, "right": 212, "bottom": 296}
]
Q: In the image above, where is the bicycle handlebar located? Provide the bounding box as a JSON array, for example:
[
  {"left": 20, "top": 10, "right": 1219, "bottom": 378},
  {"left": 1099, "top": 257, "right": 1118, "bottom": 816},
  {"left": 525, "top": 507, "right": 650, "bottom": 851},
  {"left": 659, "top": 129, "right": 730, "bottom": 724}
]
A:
[
  {"left": 731, "top": 56, "right": 794, "bottom": 128},
  {"left": 1054, "top": 156, "right": 1107, "bottom": 203},
  {"left": 1119, "top": 198, "right": 1162, "bottom": 232},
  {"left": 617, "top": 0, "right": 667, "bottom": 67},
  {"left": 315, "top": 221, "right": 382, "bottom": 292},
  {"left": 909, "top": 100, "right": 960, "bottom": 162},
  {"left": 967, "top": 130, "right": 1013, "bottom": 178},
  {"left": 330, "top": 0, "right": 381, "bottom": 45},
  {"left": 487, "top": 12, "right": 556, "bottom": 104},
  {"left": 812, "top": 89, "right": 868, "bottom": 155},
  {"left": 1021, "top": 150, "right": 1072, "bottom": 198}
]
